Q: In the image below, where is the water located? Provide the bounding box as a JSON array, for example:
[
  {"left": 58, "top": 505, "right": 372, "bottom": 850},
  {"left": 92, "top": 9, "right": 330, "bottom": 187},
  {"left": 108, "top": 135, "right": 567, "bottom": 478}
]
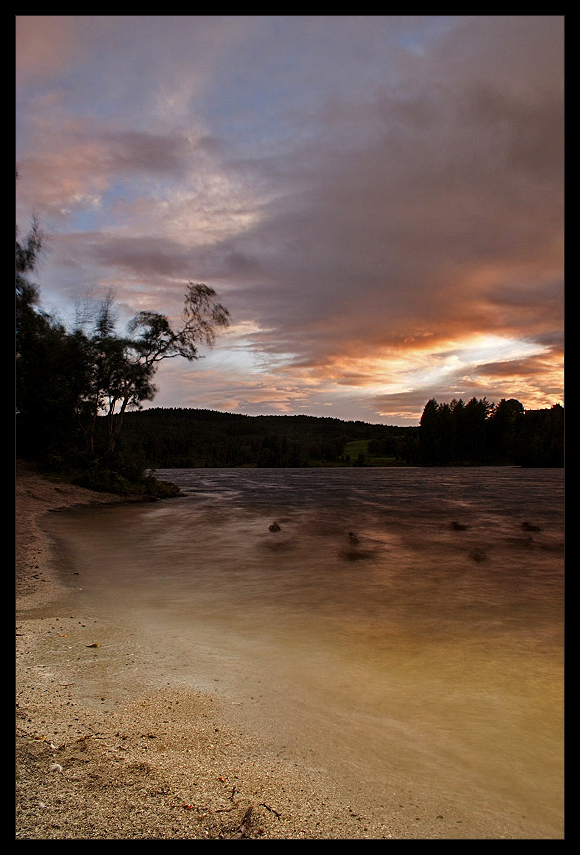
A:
[{"left": 45, "top": 467, "right": 564, "bottom": 837}]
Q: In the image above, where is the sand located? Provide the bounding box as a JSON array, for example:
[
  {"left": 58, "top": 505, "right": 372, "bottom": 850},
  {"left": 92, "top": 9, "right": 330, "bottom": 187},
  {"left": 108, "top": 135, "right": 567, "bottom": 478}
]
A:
[{"left": 15, "top": 461, "right": 544, "bottom": 840}]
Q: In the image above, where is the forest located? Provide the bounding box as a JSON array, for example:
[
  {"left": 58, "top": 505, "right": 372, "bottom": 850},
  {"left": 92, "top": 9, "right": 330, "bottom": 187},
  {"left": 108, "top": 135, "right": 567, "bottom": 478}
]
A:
[
  {"left": 417, "top": 396, "right": 563, "bottom": 468},
  {"left": 16, "top": 215, "right": 564, "bottom": 493},
  {"left": 115, "top": 408, "right": 418, "bottom": 470},
  {"left": 113, "top": 398, "right": 563, "bottom": 471}
]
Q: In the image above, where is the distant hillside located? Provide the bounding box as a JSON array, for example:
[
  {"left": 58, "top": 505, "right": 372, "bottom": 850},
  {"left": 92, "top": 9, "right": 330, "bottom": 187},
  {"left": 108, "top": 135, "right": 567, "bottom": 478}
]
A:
[
  {"left": 114, "top": 408, "right": 419, "bottom": 468},
  {"left": 104, "top": 399, "right": 564, "bottom": 472}
]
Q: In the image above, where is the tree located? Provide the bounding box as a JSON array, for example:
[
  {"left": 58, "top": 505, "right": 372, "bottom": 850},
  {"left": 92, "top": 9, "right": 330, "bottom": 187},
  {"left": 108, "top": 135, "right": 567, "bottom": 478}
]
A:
[
  {"left": 463, "top": 397, "right": 492, "bottom": 463},
  {"left": 15, "top": 216, "right": 82, "bottom": 457},
  {"left": 16, "top": 172, "right": 231, "bottom": 478},
  {"left": 79, "top": 283, "right": 230, "bottom": 463},
  {"left": 515, "top": 403, "right": 564, "bottom": 467},
  {"left": 419, "top": 396, "right": 494, "bottom": 465},
  {"left": 16, "top": 208, "right": 230, "bottom": 471},
  {"left": 488, "top": 398, "right": 525, "bottom": 462},
  {"left": 419, "top": 398, "right": 441, "bottom": 464},
  {"left": 16, "top": 213, "right": 44, "bottom": 330}
]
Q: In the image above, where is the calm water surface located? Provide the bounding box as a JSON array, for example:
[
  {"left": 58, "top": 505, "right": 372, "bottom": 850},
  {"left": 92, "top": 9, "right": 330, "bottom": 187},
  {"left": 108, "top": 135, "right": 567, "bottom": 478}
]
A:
[{"left": 45, "top": 467, "right": 564, "bottom": 837}]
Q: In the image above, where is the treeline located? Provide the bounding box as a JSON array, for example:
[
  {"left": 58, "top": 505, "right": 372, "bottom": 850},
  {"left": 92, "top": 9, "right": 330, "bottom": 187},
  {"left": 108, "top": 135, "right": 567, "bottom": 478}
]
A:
[
  {"left": 114, "top": 408, "right": 417, "bottom": 469},
  {"left": 112, "top": 398, "right": 563, "bottom": 470},
  {"left": 418, "top": 397, "right": 564, "bottom": 467}
]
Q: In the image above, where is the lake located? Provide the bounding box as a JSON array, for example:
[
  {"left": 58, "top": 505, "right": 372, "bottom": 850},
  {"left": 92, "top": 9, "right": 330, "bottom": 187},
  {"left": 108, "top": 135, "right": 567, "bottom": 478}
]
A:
[{"left": 45, "top": 467, "right": 564, "bottom": 837}]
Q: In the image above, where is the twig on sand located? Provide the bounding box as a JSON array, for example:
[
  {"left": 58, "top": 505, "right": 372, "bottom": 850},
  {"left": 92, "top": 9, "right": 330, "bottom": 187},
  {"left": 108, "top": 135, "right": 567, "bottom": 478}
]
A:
[{"left": 233, "top": 805, "right": 254, "bottom": 838}]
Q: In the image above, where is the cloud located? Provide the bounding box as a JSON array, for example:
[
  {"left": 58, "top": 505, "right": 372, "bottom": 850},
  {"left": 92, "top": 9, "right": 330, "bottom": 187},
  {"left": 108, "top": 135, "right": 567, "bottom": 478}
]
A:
[
  {"left": 16, "top": 16, "right": 81, "bottom": 83},
  {"left": 16, "top": 16, "right": 564, "bottom": 423}
]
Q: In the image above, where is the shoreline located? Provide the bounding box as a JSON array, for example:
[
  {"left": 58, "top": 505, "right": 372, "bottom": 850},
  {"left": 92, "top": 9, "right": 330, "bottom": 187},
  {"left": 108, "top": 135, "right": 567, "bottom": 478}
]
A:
[
  {"left": 16, "top": 462, "right": 399, "bottom": 839},
  {"left": 15, "top": 462, "right": 557, "bottom": 839}
]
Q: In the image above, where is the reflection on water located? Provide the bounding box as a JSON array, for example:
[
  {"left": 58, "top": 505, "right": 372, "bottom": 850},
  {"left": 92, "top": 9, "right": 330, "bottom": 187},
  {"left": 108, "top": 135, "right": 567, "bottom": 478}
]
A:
[{"left": 45, "top": 467, "right": 564, "bottom": 837}]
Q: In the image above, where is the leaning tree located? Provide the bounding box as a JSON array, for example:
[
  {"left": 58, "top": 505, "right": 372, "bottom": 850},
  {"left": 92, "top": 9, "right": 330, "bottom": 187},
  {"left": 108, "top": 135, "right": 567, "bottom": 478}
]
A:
[{"left": 79, "top": 283, "right": 230, "bottom": 463}]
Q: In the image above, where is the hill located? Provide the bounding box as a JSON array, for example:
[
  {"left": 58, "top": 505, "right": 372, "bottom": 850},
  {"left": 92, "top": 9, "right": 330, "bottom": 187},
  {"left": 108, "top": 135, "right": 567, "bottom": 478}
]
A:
[{"left": 115, "top": 408, "right": 419, "bottom": 469}]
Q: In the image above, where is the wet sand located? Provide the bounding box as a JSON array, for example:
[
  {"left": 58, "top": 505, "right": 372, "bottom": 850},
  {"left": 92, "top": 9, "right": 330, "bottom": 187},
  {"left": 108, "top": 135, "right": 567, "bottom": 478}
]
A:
[{"left": 15, "top": 461, "right": 556, "bottom": 839}]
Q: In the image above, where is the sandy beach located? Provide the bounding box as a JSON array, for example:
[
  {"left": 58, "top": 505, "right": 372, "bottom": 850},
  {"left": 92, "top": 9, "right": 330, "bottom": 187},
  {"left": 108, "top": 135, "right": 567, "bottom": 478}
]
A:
[{"left": 15, "top": 461, "right": 552, "bottom": 840}]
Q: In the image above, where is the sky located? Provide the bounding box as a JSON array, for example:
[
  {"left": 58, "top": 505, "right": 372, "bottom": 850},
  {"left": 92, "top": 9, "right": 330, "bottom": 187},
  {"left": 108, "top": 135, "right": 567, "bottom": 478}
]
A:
[{"left": 16, "top": 15, "right": 564, "bottom": 426}]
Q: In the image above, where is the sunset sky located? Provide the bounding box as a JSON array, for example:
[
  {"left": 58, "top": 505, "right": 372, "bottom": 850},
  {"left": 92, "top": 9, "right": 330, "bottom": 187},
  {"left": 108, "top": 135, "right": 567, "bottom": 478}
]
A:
[{"left": 16, "top": 16, "right": 564, "bottom": 426}]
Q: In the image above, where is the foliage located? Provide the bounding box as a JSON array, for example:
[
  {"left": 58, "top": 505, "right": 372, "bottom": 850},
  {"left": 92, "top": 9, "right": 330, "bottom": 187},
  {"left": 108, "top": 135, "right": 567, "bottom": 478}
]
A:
[
  {"left": 72, "top": 283, "right": 229, "bottom": 464},
  {"left": 115, "top": 400, "right": 562, "bottom": 470},
  {"left": 16, "top": 212, "right": 229, "bottom": 491},
  {"left": 418, "top": 397, "right": 563, "bottom": 467},
  {"left": 16, "top": 218, "right": 88, "bottom": 459},
  {"left": 72, "top": 462, "right": 181, "bottom": 498},
  {"left": 114, "top": 408, "right": 418, "bottom": 469}
]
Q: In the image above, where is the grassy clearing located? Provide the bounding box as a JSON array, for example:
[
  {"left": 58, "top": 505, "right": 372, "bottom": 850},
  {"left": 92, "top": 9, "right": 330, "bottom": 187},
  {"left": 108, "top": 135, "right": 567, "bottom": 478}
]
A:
[{"left": 343, "top": 439, "right": 399, "bottom": 466}]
